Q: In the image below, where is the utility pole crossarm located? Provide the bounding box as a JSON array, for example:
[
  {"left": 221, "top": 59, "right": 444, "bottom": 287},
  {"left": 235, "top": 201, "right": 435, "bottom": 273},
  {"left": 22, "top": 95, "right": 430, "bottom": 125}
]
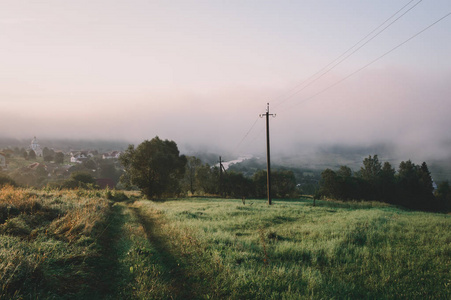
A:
[{"left": 259, "top": 103, "right": 276, "bottom": 119}]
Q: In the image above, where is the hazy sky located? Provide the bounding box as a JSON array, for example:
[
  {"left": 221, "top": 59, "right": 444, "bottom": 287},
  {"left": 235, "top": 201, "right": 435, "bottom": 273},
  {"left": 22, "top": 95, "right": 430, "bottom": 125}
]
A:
[{"left": 1, "top": 1, "right": 451, "bottom": 159}]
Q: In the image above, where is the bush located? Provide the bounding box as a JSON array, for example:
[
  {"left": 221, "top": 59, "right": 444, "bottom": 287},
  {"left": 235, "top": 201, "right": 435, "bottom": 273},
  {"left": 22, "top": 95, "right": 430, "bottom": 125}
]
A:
[
  {"left": 105, "top": 189, "right": 129, "bottom": 201},
  {"left": 0, "top": 174, "right": 17, "bottom": 187},
  {"left": 70, "top": 172, "right": 96, "bottom": 184}
]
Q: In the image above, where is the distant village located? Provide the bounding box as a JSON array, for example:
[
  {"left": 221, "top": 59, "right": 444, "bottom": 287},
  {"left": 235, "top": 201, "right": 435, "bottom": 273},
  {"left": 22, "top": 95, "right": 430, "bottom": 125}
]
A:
[{"left": 0, "top": 137, "right": 123, "bottom": 189}]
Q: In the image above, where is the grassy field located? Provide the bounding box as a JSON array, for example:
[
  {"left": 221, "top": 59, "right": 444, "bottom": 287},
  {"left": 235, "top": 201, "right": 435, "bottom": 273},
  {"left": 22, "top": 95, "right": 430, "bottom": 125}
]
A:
[{"left": 0, "top": 187, "right": 450, "bottom": 299}]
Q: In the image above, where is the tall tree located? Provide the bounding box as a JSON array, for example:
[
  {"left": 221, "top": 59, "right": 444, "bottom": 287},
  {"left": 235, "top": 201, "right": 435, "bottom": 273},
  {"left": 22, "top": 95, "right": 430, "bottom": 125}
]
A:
[
  {"left": 195, "top": 164, "right": 219, "bottom": 195},
  {"left": 396, "top": 160, "right": 419, "bottom": 207},
  {"left": 418, "top": 162, "right": 434, "bottom": 195},
  {"left": 319, "top": 168, "right": 338, "bottom": 199},
  {"left": 336, "top": 166, "right": 358, "bottom": 200},
  {"left": 83, "top": 159, "right": 97, "bottom": 170},
  {"left": 28, "top": 149, "right": 36, "bottom": 160},
  {"left": 42, "top": 147, "right": 54, "bottom": 162},
  {"left": 119, "top": 137, "right": 187, "bottom": 199},
  {"left": 434, "top": 181, "right": 451, "bottom": 211},
  {"left": 271, "top": 170, "right": 298, "bottom": 198},
  {"left": 379, "top": 162, "right": 396, "bottom": 203},
  {"left": 417, "top": 162, "right": 436, "bottom": 210},
  {"left": 396, "top": 160, "right": 436, "bottom": 209},
  {"left": 54, "top": 152, "right": 65, "bottom": 164},
  {"left": 359, "top": 155, "right": 382, "bottom": 199},
  {"left": 253, "top": 170, "right": 268, "bottom": 199},
  {"left": 223, "top": 171, "right": 254, "bottom": 198},
  {"left": 182, "top": 156, "right": 202, "bottom": 195},
  {"left": 360, "top": 155, "right": 382, "bottom": 180},
  {"left": 99, "top": 162, "right": 122, "bottom": 184}
]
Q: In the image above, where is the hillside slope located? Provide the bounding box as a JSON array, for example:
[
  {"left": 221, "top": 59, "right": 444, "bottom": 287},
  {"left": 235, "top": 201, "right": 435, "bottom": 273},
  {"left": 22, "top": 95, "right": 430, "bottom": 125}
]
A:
[{"left": 1, "top": 188, "right": 449, "bottom": 299}]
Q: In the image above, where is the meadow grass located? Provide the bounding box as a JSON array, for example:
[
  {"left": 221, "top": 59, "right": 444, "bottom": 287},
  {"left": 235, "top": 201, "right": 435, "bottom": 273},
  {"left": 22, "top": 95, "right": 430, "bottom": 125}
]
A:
[
  {"left": 1, "top": 187, "right": 449, "bottom": 299},
  {"left": 138, "top": 197, "right": 450, "bottom": 299}
]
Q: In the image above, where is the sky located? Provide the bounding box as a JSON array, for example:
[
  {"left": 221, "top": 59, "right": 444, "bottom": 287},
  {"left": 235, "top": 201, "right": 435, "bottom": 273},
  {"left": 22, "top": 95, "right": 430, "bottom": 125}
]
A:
[{"left": 1, "top": 0, "right": 451, "bottom": 160}]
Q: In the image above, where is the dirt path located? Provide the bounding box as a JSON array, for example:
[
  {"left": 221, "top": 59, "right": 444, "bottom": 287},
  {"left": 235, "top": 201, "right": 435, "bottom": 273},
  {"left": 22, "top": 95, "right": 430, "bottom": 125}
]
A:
[
  {"left": 90, "top": 204, "right": 128, "bottom": 298},
  {"left": 70, "top": 203, "right": 129, "bottom": 299},
  {"left": 79, "top": 200, "right": 213, "bottom": 299},
  {"left": 129, "top": 204, "right": 198, "bottom": 299}
]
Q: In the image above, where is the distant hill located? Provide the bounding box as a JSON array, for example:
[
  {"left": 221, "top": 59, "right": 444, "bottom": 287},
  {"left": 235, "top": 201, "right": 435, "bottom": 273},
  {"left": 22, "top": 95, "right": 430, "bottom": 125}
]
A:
[{"left": 230, "top": 143, "right": 451, "bottom": 183}]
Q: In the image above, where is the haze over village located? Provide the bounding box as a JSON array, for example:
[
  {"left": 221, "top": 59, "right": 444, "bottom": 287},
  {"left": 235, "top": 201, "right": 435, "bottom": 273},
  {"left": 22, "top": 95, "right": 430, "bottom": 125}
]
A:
[
  {"left": 1, "top": 0, "right": 451, "bottom": 200},
  {"left": 1, "top": 0, "right": 451, "bottom": 166}
]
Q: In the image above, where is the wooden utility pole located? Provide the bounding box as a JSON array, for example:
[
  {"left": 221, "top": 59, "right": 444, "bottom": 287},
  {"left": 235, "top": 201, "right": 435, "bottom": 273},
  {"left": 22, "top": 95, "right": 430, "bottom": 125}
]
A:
[
  {"left": 260, "top": 103, "right": 276, "bottom": 205},
  {"left": 218, "top": 156, "right": 226, "bottom": 197}
]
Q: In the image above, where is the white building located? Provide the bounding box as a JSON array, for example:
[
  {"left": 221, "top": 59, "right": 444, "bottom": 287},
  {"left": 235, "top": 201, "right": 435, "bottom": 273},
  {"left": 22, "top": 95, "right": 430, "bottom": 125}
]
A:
[
  {"left": 70, "top": 152, "right": 88, "bottom": 164},
  {"left": 30, "top": 136, "right": 43, "bottom": 157},
  {"left": 102, "top": 151, "right": 121, "bottom": 159}
]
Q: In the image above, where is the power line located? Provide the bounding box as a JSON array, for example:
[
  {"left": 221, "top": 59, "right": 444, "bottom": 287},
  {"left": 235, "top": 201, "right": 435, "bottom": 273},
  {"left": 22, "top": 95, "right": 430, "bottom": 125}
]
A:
[
  {"left": 234, "top": 116, "right": 260, "bottom": 152},
  {"left": 281, "top": 10, "right": 451, "bottom": 112},
  {"left": 233, "top": 1, "right": 444, "bottom": 152},
  {"left": 273, "top": 0, "right": 422, "bottom": 110},
  {"left": 235, "top": 1, "right": 420, "bottom": 151}
]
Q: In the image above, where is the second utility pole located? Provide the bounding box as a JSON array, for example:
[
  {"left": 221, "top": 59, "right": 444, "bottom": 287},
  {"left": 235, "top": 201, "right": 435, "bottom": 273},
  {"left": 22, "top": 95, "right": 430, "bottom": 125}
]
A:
[{"left": 260, "top": 103, "right": 276, "bottom": 205}]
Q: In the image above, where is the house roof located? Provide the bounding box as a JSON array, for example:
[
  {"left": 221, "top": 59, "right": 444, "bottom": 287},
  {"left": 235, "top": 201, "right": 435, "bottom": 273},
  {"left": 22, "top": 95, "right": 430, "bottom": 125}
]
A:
[{"left": 28, "top": 162, "right": 46, "bottom": 170}]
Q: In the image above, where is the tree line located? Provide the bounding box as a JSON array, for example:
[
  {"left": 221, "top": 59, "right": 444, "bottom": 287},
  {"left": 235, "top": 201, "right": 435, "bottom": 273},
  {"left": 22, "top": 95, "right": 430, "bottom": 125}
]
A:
[
  {"left": 117, "top": 138, "right": 451, "bottom": 212},
  {"left": 317, "top": 155, "right": 450, "bottom": 212},
  {"left": 3, "top": 136, "right": 449, "bottom": 213},
  {"left": 119, "top": 137, "right": 299, "bottom": 200},
  {"left": 183, "top": 163, "right": 298, "bottom": 199}
]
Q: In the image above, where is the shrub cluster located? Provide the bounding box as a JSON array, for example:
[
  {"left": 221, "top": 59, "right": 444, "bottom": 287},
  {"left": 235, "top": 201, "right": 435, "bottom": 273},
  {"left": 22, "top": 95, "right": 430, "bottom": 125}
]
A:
[
  {"left": 47, "top": 171, "right": 99, "bottom": 190},
  {"left": 0, "top": 174, "right": 17, "bottom": 188}
]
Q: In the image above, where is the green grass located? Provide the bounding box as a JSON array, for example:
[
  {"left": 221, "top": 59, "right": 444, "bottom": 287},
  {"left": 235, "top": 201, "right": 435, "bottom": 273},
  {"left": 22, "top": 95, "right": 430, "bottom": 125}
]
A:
[
  {"left": 1, "top": 187, "right": 450, "bottom": 299},
  {"left": 139, "top": 198, "right": 450, "bottom": 299}
]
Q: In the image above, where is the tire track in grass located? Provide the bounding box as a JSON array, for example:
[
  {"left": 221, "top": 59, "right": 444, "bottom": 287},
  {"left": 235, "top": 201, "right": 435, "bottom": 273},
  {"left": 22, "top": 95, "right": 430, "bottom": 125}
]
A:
[
  {"left": 129, "top": 204, "right": 197, "bottom": 300},
  {"left": 82, "top": 203, "right": 129, "bottom": 299}
]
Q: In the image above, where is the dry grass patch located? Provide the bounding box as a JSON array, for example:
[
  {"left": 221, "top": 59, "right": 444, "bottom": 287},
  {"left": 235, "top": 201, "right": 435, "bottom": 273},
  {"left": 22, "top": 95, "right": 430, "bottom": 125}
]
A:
[{"left": 0, "top": 186, "right": 111, "bottom": 298}]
